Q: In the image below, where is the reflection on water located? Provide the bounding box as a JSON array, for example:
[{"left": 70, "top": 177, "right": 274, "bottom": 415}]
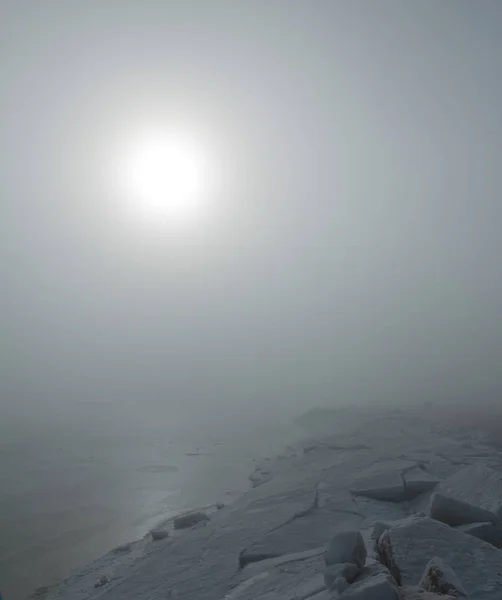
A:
[{"left": 0, "top": 412, "right": 303, "bottom": 600}]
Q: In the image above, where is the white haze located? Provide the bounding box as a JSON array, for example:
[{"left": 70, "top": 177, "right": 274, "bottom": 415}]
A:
[{"left": 2, "top": 2, "right": 502, "bottom": 597}]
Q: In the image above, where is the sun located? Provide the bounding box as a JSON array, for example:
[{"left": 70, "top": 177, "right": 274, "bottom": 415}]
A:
[{"left": 120, "top": 129, "right": 208, "bottom": 222}]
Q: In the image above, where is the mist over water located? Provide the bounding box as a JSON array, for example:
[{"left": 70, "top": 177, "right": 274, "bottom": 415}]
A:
[{"left": 0, "top": 403, "right": 306, "bottom": 600}]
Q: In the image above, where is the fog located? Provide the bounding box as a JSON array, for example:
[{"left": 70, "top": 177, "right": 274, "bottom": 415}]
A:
[
  {"left": 3, "top": 2, "right": 502, "bottom": 598},
  {"left": 3, "top": 1, "right": 502, "bottom": 429}
]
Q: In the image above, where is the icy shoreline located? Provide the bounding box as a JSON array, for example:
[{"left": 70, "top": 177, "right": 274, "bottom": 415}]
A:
[
  {"left": 5, "top": 415, "right": 304, "bottom": 600},
  {"left": 45, "top": 406, "right": 502, "bottom": 600}
]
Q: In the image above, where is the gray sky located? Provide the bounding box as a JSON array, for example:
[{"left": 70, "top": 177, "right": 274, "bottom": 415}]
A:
[{"left": 2, "top": 1, "right": 502, "bottom": 424}]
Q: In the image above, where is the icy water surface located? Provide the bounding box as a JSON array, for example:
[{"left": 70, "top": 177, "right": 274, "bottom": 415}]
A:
[{"left": 0, "top": 409, "right": 304, "bottom": 600}]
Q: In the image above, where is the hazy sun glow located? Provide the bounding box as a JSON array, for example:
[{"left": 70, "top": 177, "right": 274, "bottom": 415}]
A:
[{"left": 120, "top": 129, "right": 209, "bottom": 223}]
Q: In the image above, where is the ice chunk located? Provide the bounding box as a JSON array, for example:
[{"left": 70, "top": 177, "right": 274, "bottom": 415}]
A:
[
  {"left": 173, "top": 511, "right": 209, "bottom": 530},
  {"left": 150, "top": 529, "right": 169, "bottom": 541},
  {"left": 325, "top": 530, "right": 367, "bottom": 568},
  {"left": 429, "top": 492, "right": 500, "bottom": 526},
  {"left": 94, "top": 575, "right": 109, "bottom": 588},
  {"left": 456, "top": 522, "right": 502, "bottom": 547},
  {"left": 418, "top": 557, "right": 467, "bottom": 597},
  {"left": 338, "top": 571, "right": 400, "bottom": 599},
  {"left": 404, "top": 467, "right": 440, "bottom": 498},
  {"left": 350, "top": 473, "right": 405, "bottom": 502},
  {"left": 378, "top": 516, "right": 502, "bottom": 599},
  {"left": 323, "top": 562, "right": 361, "bottom": 589},
  {"left": 434, "top": 465, "right": 502, "bottom": 521}
]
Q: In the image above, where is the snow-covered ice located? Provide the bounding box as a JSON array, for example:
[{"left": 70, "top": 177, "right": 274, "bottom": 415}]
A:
[
  {"left": 379, "top": 517, "right": 502, "bottom": 598},
  {"left": 433, "top": 465, "right": 502, "bottom": 522},
  {"left": 45, "top": 407, "right": 502, "bottom": 600}
]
